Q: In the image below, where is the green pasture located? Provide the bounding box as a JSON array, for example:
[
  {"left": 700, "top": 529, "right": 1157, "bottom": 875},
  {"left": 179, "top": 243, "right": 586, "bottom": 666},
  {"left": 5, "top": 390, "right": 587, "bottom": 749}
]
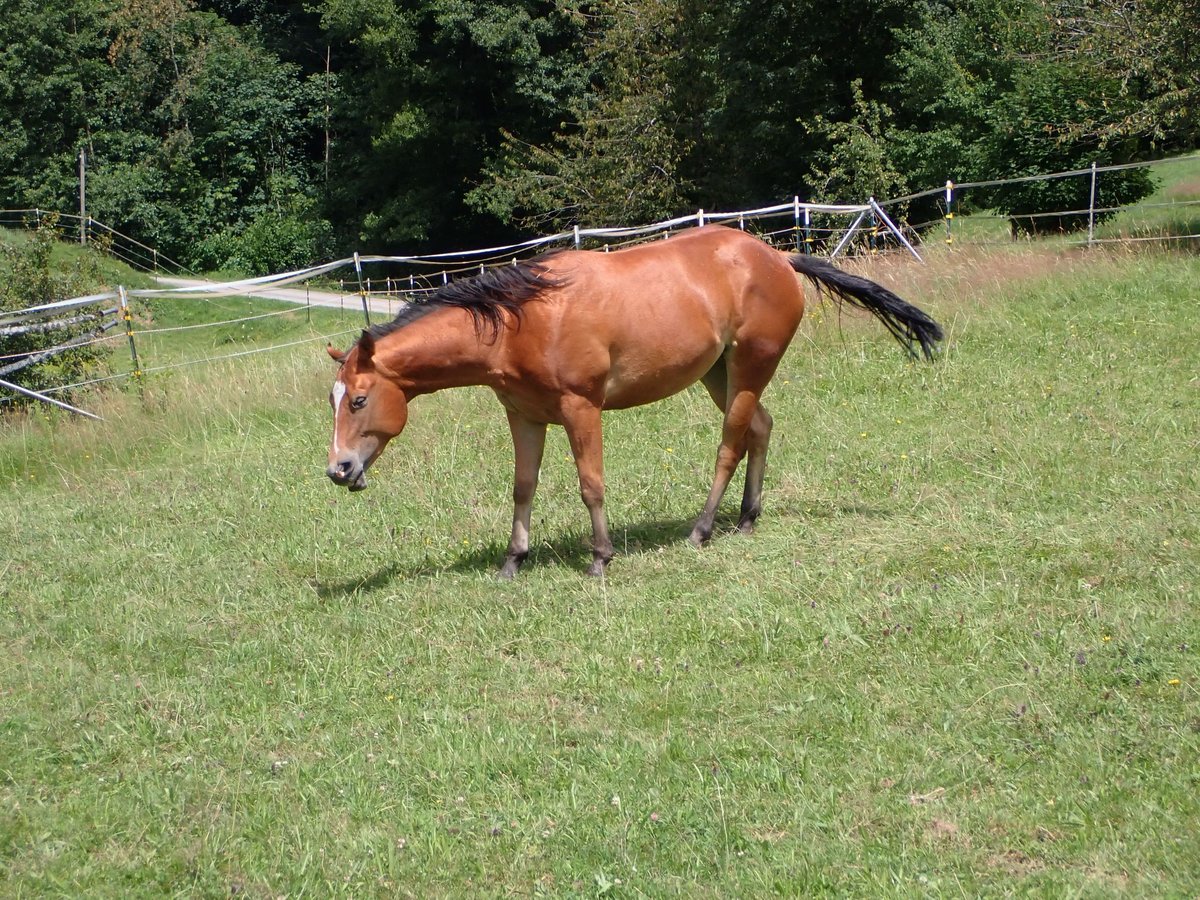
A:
[
  {"left": 1, "top": 240, "right": 1197, "bottom": 896},
  {"left": 127, "top": 292, "right": 358, "bottom": 374}
]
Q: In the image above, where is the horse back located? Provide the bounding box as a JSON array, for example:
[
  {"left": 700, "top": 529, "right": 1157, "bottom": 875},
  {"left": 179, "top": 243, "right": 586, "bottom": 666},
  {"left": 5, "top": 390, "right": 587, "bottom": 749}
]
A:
[{"left": 504, "top": 227, "right": 805, "bottom": 411}]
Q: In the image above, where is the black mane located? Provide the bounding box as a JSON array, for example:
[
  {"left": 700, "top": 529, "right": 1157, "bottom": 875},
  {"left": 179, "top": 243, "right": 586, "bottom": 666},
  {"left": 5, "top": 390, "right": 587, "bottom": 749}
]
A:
[{"left": 366, "top": 252, "right": 566, "bottom": 343}]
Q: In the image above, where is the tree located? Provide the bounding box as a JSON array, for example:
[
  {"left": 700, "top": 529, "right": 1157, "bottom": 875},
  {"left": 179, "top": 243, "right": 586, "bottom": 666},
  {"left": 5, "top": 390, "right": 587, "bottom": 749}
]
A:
[
  {"left": 804, "top": 81, "right": 907, "bottom": 203},
  {"left": 95, "top": 2, "right": 325, "bottom": 264},
  {"left": 0, "top": 1, "right": 113, "bottom": 215},
  {"left": 317, "top": 0, "right": 588, "bottom": 249},
  {"left": 886, "top": 0, "right": 1155, "bottom": 232},
  {"left": 0, "top": 0, "right": 325, "bottom": 270},
  {"left": 1036, "top": 0, "right": 1200, "bottom": 150},
  {"left": 469, "top": 0, "right": 695, "bottom": 230}
]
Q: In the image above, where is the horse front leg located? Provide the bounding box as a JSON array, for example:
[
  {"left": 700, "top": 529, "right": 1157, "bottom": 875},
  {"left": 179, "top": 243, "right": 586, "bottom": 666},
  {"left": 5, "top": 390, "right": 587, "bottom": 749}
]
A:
[
  {"left": 560, "top": 397, "right": 614, "bottom": 576},
  {"left": 500, "top": 411, "right": 547, "bottom": 579}
]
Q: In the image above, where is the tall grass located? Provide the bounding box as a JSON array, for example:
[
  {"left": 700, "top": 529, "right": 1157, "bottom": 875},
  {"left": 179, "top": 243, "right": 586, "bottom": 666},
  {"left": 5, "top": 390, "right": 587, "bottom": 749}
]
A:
[{"left": 1, "top": 244, "right": 1197, "bottom": 896}]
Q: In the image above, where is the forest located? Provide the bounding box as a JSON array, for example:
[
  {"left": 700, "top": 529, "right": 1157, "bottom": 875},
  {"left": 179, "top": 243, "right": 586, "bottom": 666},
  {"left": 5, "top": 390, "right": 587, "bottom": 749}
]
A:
[{"left": 2, "top": 0, "right": 1197, "bottom": 270}]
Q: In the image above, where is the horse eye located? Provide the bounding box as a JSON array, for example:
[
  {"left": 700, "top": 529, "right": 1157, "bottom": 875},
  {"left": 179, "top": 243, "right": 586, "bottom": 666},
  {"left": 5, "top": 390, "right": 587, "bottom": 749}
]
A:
[{"left": 350, "top": 396, "right": 367, "bottom": 411}]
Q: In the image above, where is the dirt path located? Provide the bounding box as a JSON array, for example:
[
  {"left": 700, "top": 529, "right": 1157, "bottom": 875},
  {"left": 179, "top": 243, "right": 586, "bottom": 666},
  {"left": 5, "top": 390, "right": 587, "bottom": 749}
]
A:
[{"left": 153, "top": 276, "right": 403, "bottom": 318}]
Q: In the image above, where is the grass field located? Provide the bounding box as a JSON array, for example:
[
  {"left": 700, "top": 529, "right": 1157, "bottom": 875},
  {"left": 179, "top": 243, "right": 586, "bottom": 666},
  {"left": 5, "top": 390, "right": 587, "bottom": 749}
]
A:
[{"left": 2, "top": 240, "right": 1198, "bottom": 896}]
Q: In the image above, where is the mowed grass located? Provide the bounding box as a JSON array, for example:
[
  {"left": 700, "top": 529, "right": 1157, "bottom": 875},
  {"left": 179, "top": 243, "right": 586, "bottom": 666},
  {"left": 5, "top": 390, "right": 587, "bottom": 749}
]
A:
[{"left": 1, "top": 244, "right": 1198, "bottom": 897}]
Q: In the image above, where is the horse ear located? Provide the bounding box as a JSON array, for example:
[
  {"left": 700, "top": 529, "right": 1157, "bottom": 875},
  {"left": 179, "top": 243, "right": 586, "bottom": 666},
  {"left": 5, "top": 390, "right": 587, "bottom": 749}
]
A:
[
  {"left": 326, "top": 344, "right": 345, "bottom": 364},
  {"left": 357, "top": 330, "right": 377, "bottom": 369}
]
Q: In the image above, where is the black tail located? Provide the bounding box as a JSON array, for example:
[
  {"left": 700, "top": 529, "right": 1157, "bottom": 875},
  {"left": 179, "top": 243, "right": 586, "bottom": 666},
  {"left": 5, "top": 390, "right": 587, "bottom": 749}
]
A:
[{"left": 788, "top": 254, "right": 943, "bottom": 361}]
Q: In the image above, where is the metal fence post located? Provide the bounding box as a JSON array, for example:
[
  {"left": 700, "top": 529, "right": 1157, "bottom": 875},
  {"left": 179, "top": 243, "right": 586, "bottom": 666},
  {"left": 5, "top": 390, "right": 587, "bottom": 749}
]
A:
[
  {"left": 1087, "top": 161, "right": 1098, "bottom": 246},
  {"left": 944, "top": 180, "right": 954, "bottom": 246},
  {"left": 353, "top": 252, "right": 371, "bottom": 327},
  {"left": 117, "top": 286, "right": 142, "bottom": 384}
]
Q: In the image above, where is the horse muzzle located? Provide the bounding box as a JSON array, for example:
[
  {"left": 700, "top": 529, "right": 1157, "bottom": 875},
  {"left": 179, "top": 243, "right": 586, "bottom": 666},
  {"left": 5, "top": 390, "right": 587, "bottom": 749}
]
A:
[{"left": 327, "top": 459, "right": 368, "bottom": 492}]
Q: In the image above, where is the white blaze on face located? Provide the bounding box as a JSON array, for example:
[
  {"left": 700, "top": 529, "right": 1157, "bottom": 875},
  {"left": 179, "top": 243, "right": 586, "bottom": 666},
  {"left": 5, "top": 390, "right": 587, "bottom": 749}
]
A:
[{"left": 331, "top": 379, "right": 347, "bottom": 454}]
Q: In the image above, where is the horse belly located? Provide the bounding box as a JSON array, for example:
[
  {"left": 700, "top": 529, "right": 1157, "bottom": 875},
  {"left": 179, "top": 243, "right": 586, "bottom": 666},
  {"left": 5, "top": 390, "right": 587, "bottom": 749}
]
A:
[{"left": 601, "top": 336, "right": 724, "bottom": 410}]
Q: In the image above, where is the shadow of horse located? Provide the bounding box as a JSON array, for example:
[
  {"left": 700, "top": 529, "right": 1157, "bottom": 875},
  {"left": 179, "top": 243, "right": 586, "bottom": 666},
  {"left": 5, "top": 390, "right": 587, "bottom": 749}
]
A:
[
  {"left": 312, "top": 498, "right": 892, "bottom": 596},
  {"left": 447, "top": 514, "right": 739, "bottom": 576}
]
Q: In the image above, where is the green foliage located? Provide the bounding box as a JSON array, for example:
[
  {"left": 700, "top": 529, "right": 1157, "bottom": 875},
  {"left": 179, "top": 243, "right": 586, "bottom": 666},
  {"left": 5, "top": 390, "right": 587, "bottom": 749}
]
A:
[
  {"left": 1034, "top": 0, "right": 1200, "bottom": 150},
  {"left": 0, "top": 0, "right": 112, "bottom": 211},
  {"left": 0, "top": 0, "right": 321, "bottom": 266},
  {"left": 96, "top": 4, "right": 320, "bottom": 261},
  {"left": 191, "top": 187, "right": 335, "bottom": 275},
  {"left": 982, "top": 62, "right": 1156, "bottom": 233},
  {"left": 469, "top": 0, "right": 695, "bottom": 230},
  {"left": 885, "top": 0, "right": 1016, "bottom": 200},
  {"left": 0, "top": 220, "right": 114, "bottom": 401},
  {"left": 685, "top": 0, "right": 917, "bottom": 207},
  {"left": 0, "top": 0, "right": 1192, "bottom": 261},
  {"left": 804, "top": 81, "right": 907, "bottom": 203},
  {"left": 319, "top": 0, "right": 588, "bottom": 247}
]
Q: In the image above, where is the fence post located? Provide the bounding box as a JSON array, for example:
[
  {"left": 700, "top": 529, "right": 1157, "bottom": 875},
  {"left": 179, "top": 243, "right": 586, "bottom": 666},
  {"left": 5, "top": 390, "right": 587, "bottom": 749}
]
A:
[
  {"left": 353, "top": 252, "right": 371, "bottom": 327},
  {"left": 793, "top": 196, "right": 802, "bottom": 252},
  {"left": 697, "top": 209, "right": 705, "bottom": 227},
  {"left": 944, "top": 180, "right": 954, "bottom": 246},
  {"left": 868, "top": 198, "right": 879, "bottom": 254},
  {"left": 804, "top": 207, "right": 812, "bottom": 254},
  {"left": 1087, "top": 161, "right": 1097, "bottom": 247},
  {"left": 117, "top": 286, "right": 142, "bottom": 385},
  {"left": 574, "top": 225, "right": 581, "bottom": 250}
]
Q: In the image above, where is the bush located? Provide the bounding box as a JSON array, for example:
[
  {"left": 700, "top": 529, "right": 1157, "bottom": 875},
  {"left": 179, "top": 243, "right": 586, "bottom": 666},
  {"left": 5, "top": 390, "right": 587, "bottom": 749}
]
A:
[
  {"left": 981, "top": 63, "right": 1156, "bottom": 235},
  {"left": 0, "top": 219, "right": 115, "bottom": 406},
  {"left": 190, "top": 211, "right": 334, "bottom": 276}
]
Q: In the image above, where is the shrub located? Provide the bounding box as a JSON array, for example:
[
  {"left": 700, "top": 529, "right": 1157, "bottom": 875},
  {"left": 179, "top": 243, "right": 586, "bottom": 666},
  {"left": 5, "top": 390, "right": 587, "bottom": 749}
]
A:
[
  {"left": 190, "top": 211, "right": 334, "bottom": 276},
  {"left": 0, "top": 219, "right": 115, "bottom": 407}
]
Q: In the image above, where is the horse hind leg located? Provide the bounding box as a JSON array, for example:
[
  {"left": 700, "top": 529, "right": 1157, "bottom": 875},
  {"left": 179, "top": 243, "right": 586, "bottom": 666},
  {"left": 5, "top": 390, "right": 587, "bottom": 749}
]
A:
[
  {"left": 691, "top": 357, "right": 775, "bottom": 545},
  {"left": 737, "top": 405, "right": 773, "bottom": 534}
]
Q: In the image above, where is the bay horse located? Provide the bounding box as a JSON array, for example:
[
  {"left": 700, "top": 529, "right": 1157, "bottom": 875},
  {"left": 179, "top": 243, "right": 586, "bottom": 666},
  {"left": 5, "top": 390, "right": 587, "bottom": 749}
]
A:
[{"left": 325, "top": 225, "right": 942, "bottom": 577}]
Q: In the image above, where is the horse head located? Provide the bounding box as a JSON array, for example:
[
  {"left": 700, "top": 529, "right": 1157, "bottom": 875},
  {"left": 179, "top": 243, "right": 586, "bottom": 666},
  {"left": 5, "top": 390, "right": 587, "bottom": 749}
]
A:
[{"left": 325, "top": 331, "right": 408, "bottom": 492}]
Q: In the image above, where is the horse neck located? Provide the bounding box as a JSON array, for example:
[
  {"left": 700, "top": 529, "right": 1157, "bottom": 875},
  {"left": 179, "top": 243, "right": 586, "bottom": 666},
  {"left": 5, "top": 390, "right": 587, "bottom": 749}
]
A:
[{"left": 375, "top": 308, "right": 503, "bottom": 396}]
